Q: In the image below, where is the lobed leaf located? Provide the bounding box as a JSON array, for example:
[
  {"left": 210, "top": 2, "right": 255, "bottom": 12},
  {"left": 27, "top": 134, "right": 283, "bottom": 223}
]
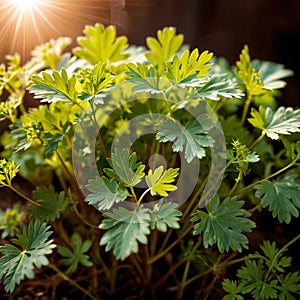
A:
[
  {"left": 237, "top": 260, "right": 278, "bottom": 299},
  {"left": 235, "top": 45, "right": 266, "bottom": 96},
  {"left": 85, "top": 176, "right": 128, "bottom": 210},
  {"left": 0, "top": 220, "right": 55, "bottom": 293},
  {"left": 74, "top": 23, "right": 129, "bottom": 65},
  {"left": 251, "top": 60, "right": 293, "bottom": 90},
  {"left": 28, "top": 185, "right": 68, "bottom": 222},
  {"left": 165, "top": 49, "right": 213, "bottom": 86},
  {"left": 99, "top": 206, "right": 150, "bottom": 260},
  {"left": 191, "top": 196, "right": 256, "bottom": 252},
  {"left": 145, "top": 166, "right": 179, "bottom": 197},
  {"left": 156, "top": 117, "right": 213, "bottom": 163},
  {"left": 29, "top": 68, "right": 79, "bottom": 104},
  {"left": 254, "top": 175, "right": 300, "bottom": 223},
  {"left": 194, "top": 74, "right": 244, "bottom": 101},
  {"left": 58, "top": 233, "right": 93, "bottom": 274},
  {"left": 104, "top": 149, "right": 145, "bottom": 187},
  {"left": 149, "top": 199, "right": 182, "bottom": 232},
  {"left": 248, "top": 106, "right": 300, "bottom": 140},
  {"left": 145, "top": 27, "right": 184, "bottom": 72},
  {"left": 126, "top": 62, "right": 166, "bottom": 93}
]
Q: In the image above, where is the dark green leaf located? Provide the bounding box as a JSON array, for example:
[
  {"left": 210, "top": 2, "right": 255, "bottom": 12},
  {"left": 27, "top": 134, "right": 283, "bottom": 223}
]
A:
[
  {"left": 237, "top": 260, "right": 278, "bottom": 299},
  {"left": 58, "top": 233, "right": 93, "bottom": 274},
  {"left": 222, "top": 279, "right": 244, "bottom": 300},
  {"left": 278, "top": 272, "right": 300, "bottom": 300},
  {"left": 191, "top": 196, "right": 256, "bottom": 252},
  {"left": 255, "top": 175, "right": 300, "bottom": 223},
  {"left": 28, "top": 185, "right": 68, "bottom": 222}
]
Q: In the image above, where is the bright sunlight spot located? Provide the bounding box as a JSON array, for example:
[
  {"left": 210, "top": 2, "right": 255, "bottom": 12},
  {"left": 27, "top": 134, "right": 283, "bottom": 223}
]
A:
[{"left": 9, "top": 0, "right": 42, "bottom": 10}]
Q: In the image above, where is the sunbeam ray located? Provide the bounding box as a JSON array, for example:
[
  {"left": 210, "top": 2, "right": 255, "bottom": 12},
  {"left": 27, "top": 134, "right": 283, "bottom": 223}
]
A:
[{"left": 0, "top": 0, "right": 111, "bottom": 62}]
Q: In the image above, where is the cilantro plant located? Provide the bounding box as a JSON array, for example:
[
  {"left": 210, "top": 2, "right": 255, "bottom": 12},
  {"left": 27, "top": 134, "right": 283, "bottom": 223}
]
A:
[{"left": 0, "top": 24, "right": 300, "bottom": 299}]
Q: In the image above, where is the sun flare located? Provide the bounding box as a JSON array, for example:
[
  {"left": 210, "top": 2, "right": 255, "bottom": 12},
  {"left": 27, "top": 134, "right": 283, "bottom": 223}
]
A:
[
  {"left": 9, "top": 0, "right": 42, "bottom": 11},
  {"left": 0, "top": 0, "right": 110, "bottom": 62}
]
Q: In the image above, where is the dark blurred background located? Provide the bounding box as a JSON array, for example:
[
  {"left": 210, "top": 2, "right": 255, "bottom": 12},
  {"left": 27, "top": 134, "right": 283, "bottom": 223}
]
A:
[{"left": 0, "top": 0, "right": 299, "bottom": 106}]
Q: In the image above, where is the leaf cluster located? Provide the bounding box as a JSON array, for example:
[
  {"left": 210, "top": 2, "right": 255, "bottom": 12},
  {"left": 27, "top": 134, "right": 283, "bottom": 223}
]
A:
[{"left": 0, "top": 23, "right": 299, "bottom": 299}]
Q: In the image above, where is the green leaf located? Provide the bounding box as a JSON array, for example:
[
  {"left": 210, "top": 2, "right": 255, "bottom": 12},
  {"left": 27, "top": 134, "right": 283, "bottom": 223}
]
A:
[
  {"left": 28, "top": 185, "right": 68, "bottom": 222},
  {"left": 145, "top": 166, "right": 179, "bottom": 197},
  {"left": 74, "top": 23, "right": 129, "bottom": 65},
  {"left": 85, "top": 176, "right": 128, "bottom": 210},
  {"left": 259, "top": 241, "right": 291, "bottom": 273},
  {"left": 29, "top": 37, "right": 72, "bottom": 70},
  {"left": 0, "top": 220, "right": 55, "bottom": 293},
  {"left": 149, "top": 199, "right": 182, "bottom": 232},
  {"left": 191, "top": 196, "right": 256, "bottom": 252},
  {"left": 99, "top": 206, "right": 150, "bottom": 260},
  {"left": 43, "top": 121, "right": 71, "bottom": 156},
  {"left": 235, "top": 45, "right": 266, "bottom": 96},
  {"left": 278, "top": 272, "right": 300, "bottom": 300},
  {"left": 194, "top": 74, "right": 244, "bottom": 101},
  {"left": 58, "top": 233, "right": 93, "bottom": 274},
  {"left": 77, "top": 62, "right": 114, "bottom": 102},
  {"left": 104, "top": 149, "right": 145, "bottom": 187},
  {"left": 145, "top": 27, "right": 184, "bottom": 72},
  {"left": 237, "top": 260, "right": 278, "bottom": 299},
  {"left": 126, "top": 62, "right": 167, "bottom": 93},
  {"left": 222, "top": 279, "right": 244, "bottom": 300},
  {"left": 165, "top": 49, "right": 213, "bottom": 86},
  {"left": 156, "top": 117, "right": 213, "bottom": 163},
  {"left": 248, "top": 106, "right": 300, "bottom": 140},
  {"left": 254, "top": 175, "right": 300, "bottom": 223},
  {"left": 251, "top": 60, "right": 293, "bottom": 90},
  {"left": 29, "top": 68, "right": 79, "bottom": 104}
]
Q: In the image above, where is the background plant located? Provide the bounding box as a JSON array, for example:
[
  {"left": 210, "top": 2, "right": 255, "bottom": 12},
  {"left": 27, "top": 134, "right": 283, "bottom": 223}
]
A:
[{"left": 0, "top": 23, "right": 299, "bottom": 299}]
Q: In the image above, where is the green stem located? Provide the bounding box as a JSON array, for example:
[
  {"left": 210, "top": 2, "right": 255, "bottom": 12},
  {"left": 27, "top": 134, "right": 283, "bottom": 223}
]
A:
[
  {"left": 176, "top": 239, "right": 201, "bottom": 299},
  {"left": 184, "top": 268, "right": 213, "bottom": 286},
  {"left": 233, "top": 159, "right": 297, "bottom": 196},
  {"left": 90, "top": 101, "right": 109, "bottom": 158},
  {"left": 182, "top": 176, "right": 208, "bottom": 219},
  {"left": 73, "top": 205, "right": 99, "bottom": 228},
  {"left": 249, "top": 134, "right": 264, "bottom": 149},
  {"left": 264, "top": 233, "right": 300, "bottom": 281},
  {"left": 241, "top": 93, "right": 252, "bottom": 125},
  {"left": 49, "top": 264, "right": 97, "bottom": 300},
  {"left": 9, "top": 185, "right": 41, "bottom": 207},
  {"left": 130, "top": 186, "right": 138, "bottom": 202},
  {"left": 137, "top": 188, "right": 150, "bottom": 205},
  {"left": 56, "top": 151, "right": 84, "bottom": 203},
  {"left": 228, "top": 178, "right": 240, "bottom": 197},
  {"left": 176, "top": 260, "right": 191, "bottom": 299}
]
